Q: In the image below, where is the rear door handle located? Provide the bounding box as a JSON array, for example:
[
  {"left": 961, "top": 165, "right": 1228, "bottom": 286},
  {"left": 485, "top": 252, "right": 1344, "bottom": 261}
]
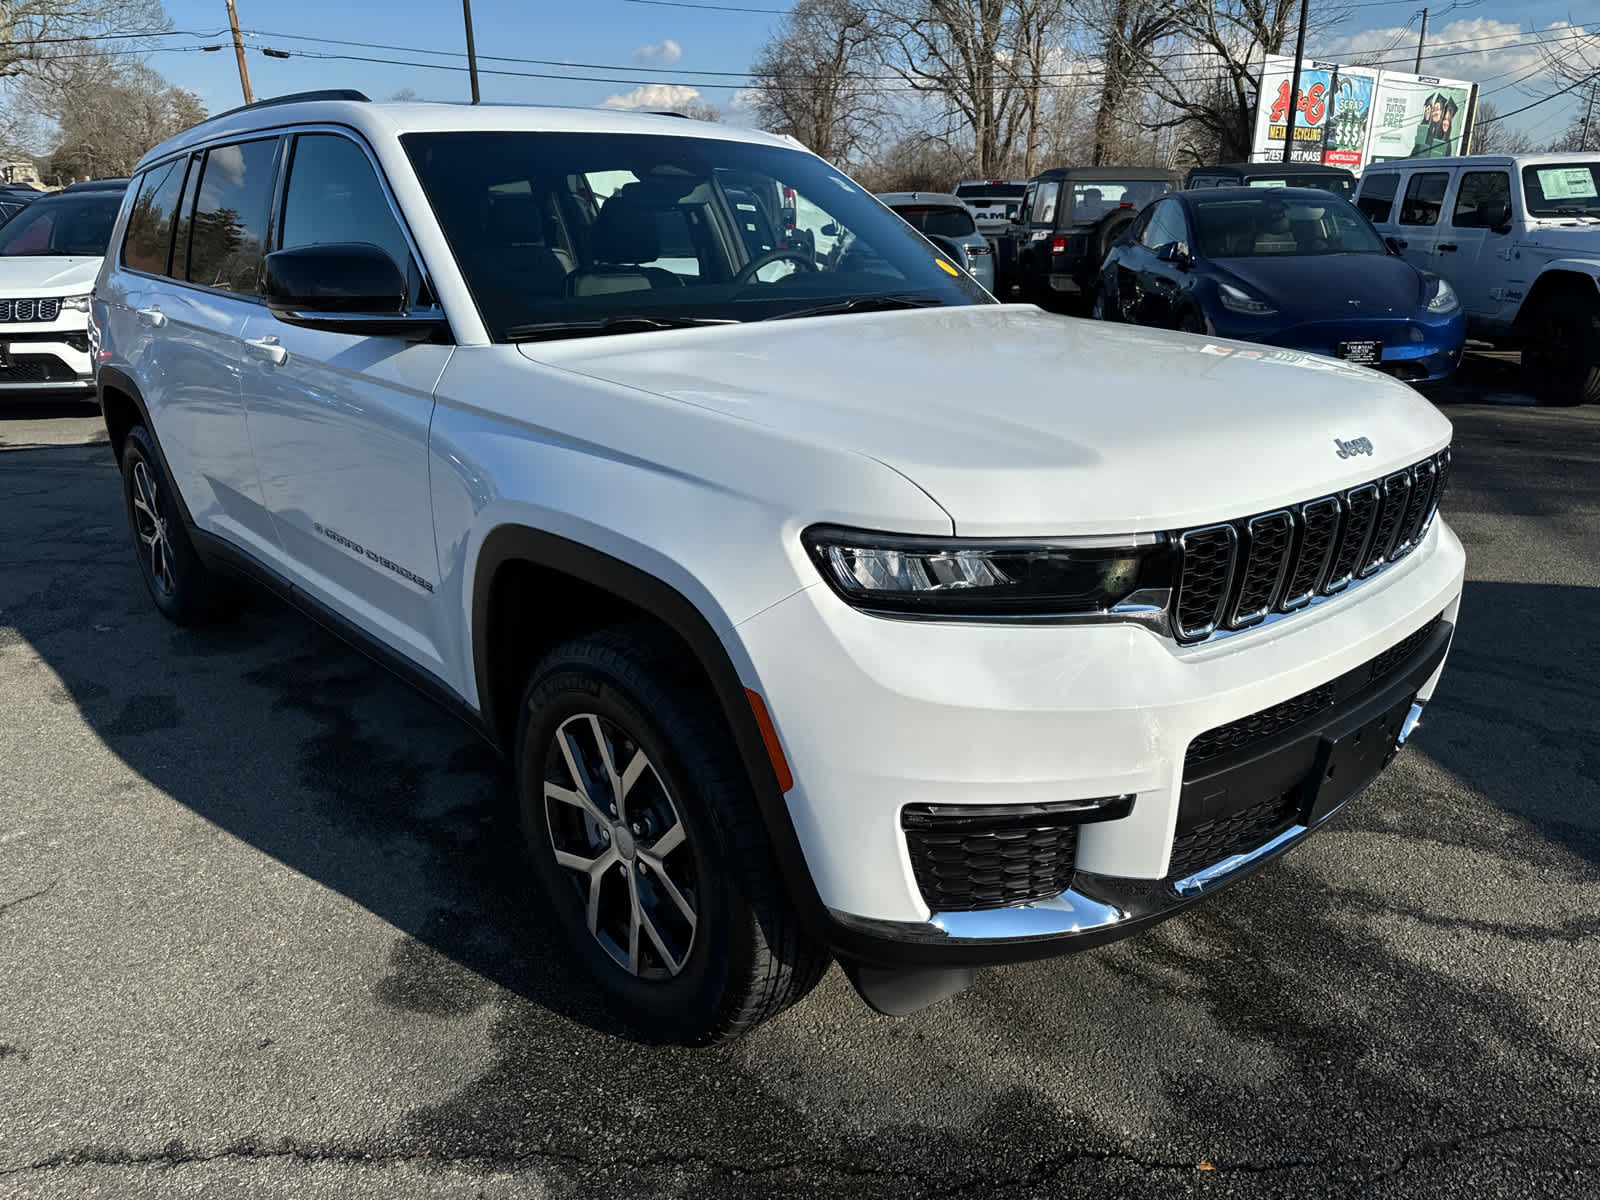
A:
[
  {"left": 1436, "top": 243, "right": 1458, "bottom": 252},
  {"left": 136, "top": 306, "right": 166, "bottom": 328},
  {"left": 243, "top": 336, "right": 287, "bottom": 366}
]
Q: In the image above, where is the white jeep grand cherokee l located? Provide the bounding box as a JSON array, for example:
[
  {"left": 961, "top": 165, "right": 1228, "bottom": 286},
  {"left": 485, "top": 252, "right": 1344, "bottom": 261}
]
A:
[{"left": 93, "top": 92, "right": 1464, "bottom": 1043}]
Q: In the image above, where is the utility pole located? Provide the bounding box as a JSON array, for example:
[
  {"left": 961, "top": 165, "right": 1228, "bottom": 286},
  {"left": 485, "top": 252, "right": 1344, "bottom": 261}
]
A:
[
  {"left": 1414, "top": 8, "right": 1428, "bottom": 74},
  {"left": 224, "top": 0, "right": 253, "bottom": 105},
  {"left": 1281, "top": 0, "right": 1310, "bottom": 164},
  {"left": 462, "top": 0, "right": 481, "bottom": 104},
  {"left": 1582, "top": 80, "right": 1596, "bottom": 153}
]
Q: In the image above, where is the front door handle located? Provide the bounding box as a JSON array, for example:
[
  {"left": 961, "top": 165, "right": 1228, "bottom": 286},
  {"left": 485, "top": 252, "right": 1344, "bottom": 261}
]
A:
[
  {"left": 136, "top": 306, "right": 166, "bottom": 328},
  {"left": 1436, "top": 243, "right": 1459, "bottom": 253},
  {"left": 243, "top": 335, "right": 287, "bottom": 366}
]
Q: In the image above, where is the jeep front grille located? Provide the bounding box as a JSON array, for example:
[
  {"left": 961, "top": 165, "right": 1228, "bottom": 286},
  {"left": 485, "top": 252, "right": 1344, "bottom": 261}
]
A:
[
  {"left": 0, "top": 298, "right": 62, "bottom": 323},
  {"left": 1169, "top": 448, "right": 1451, "bottom": 644}
]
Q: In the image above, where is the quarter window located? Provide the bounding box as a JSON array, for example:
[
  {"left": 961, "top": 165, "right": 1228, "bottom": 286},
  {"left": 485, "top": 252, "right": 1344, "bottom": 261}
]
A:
[
  {"left": 1355, "top": 173, "right": 1399, "bottom": 223},
  {"left": 1398, "top": 172, "right": 1449, "bottom": 226},
  {"left": 1033, "top": 181, "right": 1060, "bottom": 226},
  {"left": 186, "top": 138, "right": 280, "bottom": 296},
  {"left": 280, "top": 134, "right": 417, "bottom": 297},
  {"left": 1451, "top": 171, "right": 1511, "bottom": 228},
  {"left": 121, "top": 159, "right": 188, "bottom": 275}
]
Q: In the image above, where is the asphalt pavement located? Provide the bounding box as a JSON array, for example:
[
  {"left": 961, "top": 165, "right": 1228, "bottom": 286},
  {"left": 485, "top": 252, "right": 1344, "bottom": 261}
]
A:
[{"left": 2, "top": 355, "right": 1598, "bottom": 1198}]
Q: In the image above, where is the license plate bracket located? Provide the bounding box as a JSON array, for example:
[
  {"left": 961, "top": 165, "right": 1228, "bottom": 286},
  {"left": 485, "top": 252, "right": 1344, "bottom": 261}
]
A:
[
  {"left": 1301, "top": 692, "right": 1416, "bottom": 826},
  {"left": 1336, "top": 339, "right": 1383, "bottom": 365}
]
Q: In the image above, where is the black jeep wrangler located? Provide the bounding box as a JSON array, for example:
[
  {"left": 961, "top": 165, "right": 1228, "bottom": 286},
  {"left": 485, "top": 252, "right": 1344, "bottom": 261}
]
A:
[{"left": 1001, "top": 166, "right": 1180, "bottom": 309}]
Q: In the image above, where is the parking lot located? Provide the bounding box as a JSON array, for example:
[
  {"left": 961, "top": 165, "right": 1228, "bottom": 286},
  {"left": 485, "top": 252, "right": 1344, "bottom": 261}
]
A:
[{"left": 2, "top": 352, "right": 1598, "bottom": 1198}]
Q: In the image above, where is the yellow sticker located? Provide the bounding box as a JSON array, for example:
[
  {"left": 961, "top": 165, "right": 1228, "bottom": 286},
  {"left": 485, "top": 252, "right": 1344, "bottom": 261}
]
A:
[{"left": 935, "top": 258, "right": 959, "bottom": 276}]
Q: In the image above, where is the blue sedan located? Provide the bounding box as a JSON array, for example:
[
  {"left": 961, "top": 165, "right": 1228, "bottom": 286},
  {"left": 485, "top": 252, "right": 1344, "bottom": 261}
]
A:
[{"left": 1094, "top": 187, "right": 1466, "bottom": 383}]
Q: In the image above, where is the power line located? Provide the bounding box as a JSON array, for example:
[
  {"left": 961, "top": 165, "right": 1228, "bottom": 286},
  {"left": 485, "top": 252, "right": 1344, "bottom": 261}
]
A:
[{"left": 1477, "top": 70, "right": 1599, "bottom": 122}]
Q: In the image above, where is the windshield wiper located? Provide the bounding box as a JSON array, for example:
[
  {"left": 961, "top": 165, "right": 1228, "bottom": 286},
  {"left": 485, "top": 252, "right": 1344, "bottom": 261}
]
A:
[
  {"left": 764, "top": 293, "right": 946, "bottom": 322},
  {"left": 1550, "top": 207, "right": 1600, "bottom": 220},
  {"left": 505, "top": 315, "right": 739, "bottom": 342}
]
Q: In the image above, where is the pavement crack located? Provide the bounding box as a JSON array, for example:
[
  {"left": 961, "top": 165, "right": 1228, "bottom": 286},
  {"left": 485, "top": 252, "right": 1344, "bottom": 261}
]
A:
[{"left": 0, "top": 882, "right": 56, "bottom": 919}]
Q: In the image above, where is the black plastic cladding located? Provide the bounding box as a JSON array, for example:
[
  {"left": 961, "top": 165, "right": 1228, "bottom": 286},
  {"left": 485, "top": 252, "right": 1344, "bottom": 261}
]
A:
[{"left": 1170, "top": 448, "right": 1451, "bottom": 644}]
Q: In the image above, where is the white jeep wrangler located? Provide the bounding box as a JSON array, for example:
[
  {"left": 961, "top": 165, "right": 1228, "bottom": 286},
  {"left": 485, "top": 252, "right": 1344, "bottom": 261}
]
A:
[
  {"left": 1356, "top": 153, "right": 1600, "bottom": 405},
  {"left": 92, "top": 92, "right": 1464, "bottom": 1042}
]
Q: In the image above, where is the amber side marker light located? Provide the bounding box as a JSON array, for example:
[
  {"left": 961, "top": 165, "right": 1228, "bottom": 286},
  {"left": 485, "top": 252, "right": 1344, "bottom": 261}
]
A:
[{"left": 745, "top": 689, "right": 794, "bottom": 793}]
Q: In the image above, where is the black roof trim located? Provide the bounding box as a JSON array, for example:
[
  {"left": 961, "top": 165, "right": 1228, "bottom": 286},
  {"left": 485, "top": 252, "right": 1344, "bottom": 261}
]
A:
[
  {"left": 1029, "top": 165, "right": 1182, "bottom": 182},
  {"left": 212, "top": 88, "right": 370, "bottom": 123},
  {"left": 1187, "top": 162, "right": 1355, "bottom": 178}
]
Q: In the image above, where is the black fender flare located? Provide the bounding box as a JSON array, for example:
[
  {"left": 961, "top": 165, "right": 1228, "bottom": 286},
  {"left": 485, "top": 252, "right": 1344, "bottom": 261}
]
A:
[{"left": 469, "top": 524, "right": 838, "bottom": 944}]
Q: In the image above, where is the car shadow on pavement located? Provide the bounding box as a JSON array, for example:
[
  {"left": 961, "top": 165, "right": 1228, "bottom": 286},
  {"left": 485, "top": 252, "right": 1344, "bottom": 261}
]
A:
[{"left": 6, "top": 434, "right": 1600, "bottom": 1193}]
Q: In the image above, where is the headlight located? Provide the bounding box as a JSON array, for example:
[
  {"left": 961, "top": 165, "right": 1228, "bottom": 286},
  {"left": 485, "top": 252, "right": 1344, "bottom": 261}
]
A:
[
  {"left": 802, "top": 526, "right": 1174, "bottom": 617},
  {"left": 1424, "top": 277, "right": 1459, "bottom": 314},
  {"left": 61, "top": 293, "right": 92, "bottom": 313},
  {"left": 1217, "top": 283, "right": 1277, "bottom": 316}
]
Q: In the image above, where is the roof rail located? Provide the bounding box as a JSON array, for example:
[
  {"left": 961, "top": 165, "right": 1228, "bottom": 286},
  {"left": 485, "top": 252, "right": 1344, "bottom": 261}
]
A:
[{"left": 212, "top": 88, "right": 370, "bottom": 123}]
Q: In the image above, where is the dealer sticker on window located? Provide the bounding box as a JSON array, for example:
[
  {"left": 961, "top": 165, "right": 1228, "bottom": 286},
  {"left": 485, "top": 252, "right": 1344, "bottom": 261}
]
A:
[{"left": 1535, "top": 168, "right": 1598, "bottom": 201}]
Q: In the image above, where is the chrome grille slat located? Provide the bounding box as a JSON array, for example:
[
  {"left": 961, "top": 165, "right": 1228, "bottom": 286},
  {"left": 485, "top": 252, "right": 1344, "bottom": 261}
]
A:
[
  {"left": 0, "top": 297, "right": 62, "bottom": 323},
  {"left": 1169, "top": 449, "right": 1451, "bottom": 645}
]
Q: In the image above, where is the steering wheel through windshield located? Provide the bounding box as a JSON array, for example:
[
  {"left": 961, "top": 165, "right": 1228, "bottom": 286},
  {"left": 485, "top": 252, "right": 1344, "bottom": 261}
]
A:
[{"left": 732, "top": 247, "right": 818, "bottom": 286}]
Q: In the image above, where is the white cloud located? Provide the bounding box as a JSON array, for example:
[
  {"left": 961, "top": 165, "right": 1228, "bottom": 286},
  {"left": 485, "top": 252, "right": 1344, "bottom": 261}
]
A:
[
  {"left": 601, "top": 83, "right": 702, "bottom": 111},
  {"left": 631, "top": 40, "right": 683, "bottom": 66}
]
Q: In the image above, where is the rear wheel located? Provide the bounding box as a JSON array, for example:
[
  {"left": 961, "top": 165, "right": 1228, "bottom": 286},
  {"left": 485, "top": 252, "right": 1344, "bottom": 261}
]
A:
[
  {"left": 1523, "top": 294, "right": 1600, "bottom": 406},
  {"left": 514, "top": 627, "right": 827, "bottom": 1043},
  {"left": 119, "top": 425, "right": 233, "bottom": 626}
]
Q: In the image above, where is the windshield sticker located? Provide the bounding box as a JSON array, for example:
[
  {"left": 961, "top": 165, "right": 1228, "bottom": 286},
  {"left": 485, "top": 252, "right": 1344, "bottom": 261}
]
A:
[
  {"left": 934, "top": 258, "right": 959, "bottom": 276},
  {"left": 1536, "top": 168, "right": 1598, "bottom": 201}
]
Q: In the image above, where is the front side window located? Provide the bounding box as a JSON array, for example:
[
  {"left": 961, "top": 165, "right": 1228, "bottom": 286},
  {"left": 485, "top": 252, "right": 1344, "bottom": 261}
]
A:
[
  {"left": 402, "top": 131, "right": 988, "bottom": 341},
  {"left": 0, "top": 192, "right": 122, "bottom": 257},
  {"left": 121, "top": 159, "right": 188, "bottom": 275},
  {"left": 1139, "top": 199, "right": 1185, "bottom": 250},
  {"left": 1189, "top": 194, "right": 1387, "bottom": 258},
  {"left": 1069, "top": 180, "right": 1171, "bottom": 225},
  {"left": 186, "top": 138, "right": 279, "bottom": 296},
  {"left": 280, "top": 133, "right": 419, "bottom": 300},
  {"left": 1355, "top": 173, "right": 1399, "bottom": 223},
  {"left": 1521, "top": 163, "right": 1600, "bottom": 217},
  {"left": 1452, "top": 171, "right": 1512, "bottom": 228},
  {"left": 1399, "top": 172, "right": 1449, "bottom": 226}
]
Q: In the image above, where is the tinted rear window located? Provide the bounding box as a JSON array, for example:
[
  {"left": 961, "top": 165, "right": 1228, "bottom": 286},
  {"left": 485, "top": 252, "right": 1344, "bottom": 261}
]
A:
[
  {"left": 890, "top": 205, "right": 977, "bottom": 238},
  {"left": 121, "top": 159, "right": 188, "bottom": 275},
  {"left": 956, "top": 183, "right": 1024, "bottom": 200},
  {"left": 1356, "top": 173, "right": 1399, "bottom": 223},
  {"left": 186, "top": 138, "right": 279, "bottom": 296}
]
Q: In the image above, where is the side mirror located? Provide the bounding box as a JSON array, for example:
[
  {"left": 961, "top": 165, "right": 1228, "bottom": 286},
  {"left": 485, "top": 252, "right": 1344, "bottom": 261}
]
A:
[
  {"left": 263, "top": 242, "right": 445, "bottom": 339},
  {"left": 1384, "top": 236, "right": 1403, "bottom": 255},
  {"left": 1155, "top": 241, "right": 1191, "bottom": 268},
  {"left": 819, "top": 223, "right": 839, "bottom": 238}
]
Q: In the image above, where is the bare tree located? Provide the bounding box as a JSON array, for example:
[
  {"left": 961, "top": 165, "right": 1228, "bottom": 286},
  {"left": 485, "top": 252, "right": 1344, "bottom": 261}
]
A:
[
  {"left": 1468, "top": 99, "right": 1540, "bottom": 155},
  {"left": 1081, "top": 0, "right": 1177, "bottom": 165},
  {"left": 748, "top": 0, "right": 884, "bottom": 166},
  {"left": 1144, "top": 0, "right": 1349, "bottom": 165},
  {"left": 23, "top": 51, "right": 204, "bottom": 179},
  {"left": 874, "top": 0, "right": 1069, "bottom": 177},
  {"left": 0, "top": 0, "right": 168, "bottom": 81}
]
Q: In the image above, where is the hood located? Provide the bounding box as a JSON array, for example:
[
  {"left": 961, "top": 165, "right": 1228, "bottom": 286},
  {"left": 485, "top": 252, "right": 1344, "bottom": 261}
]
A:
[
  {"left": 1216, "top": 253, "right": 1423, "bottom": 314},
  {"left": 0, "top": 255, "right": 102, "bottom": 294},
  {"left": 520, "top": 305, "right": 1453, "bottom": 537}
]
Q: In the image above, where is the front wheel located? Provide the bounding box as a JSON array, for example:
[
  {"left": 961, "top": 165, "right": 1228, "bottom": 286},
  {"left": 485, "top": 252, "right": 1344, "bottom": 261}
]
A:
[
  {"left": 1523, "top": 295, "right": 1600, "bottom": 406},
  {"left": 1176, "top": 307, "right": 1207, "bottom": 335},
  {"left": 514, "top": 628, "right": 827, "bottom": 1043}
]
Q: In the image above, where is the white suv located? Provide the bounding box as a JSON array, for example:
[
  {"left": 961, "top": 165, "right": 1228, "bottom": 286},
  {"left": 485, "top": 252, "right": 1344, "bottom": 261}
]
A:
[
  {"left": 1355, "top": 153, "right": 1600, "bottom": 405},
  {"left": 94, "top": 92, "right": 1465, "bottom": 1042},
  {"left": 1, "top": 183, "right": 125, "bottom": 400}
]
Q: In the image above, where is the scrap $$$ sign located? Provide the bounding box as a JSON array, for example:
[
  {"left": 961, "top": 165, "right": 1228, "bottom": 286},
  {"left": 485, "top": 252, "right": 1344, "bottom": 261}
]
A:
[{"left": 1252, "top": 55, "right": 1479, "bottom": 169}]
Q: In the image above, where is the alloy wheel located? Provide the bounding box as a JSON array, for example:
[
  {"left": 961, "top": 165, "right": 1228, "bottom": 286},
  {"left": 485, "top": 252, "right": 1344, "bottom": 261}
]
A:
[
  {"left": 130, "top": 459, "right": 176, "bottom": 598},
  {"left": 544, "top": 712, "right": 698, "bottom": 979}
]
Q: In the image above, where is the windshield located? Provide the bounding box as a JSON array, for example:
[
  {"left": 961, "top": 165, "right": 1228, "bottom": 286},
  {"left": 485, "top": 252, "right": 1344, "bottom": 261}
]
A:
[
  {"left": 889, "top": 204, "right": 977, "bottom": 238},
  {"left": 1067, "top": 180, "right": 1172, "bottom": 225},
  {"left": 1190, "top": 193, "right": 1386, "bottom": 258},
  {"left": 1521, "top": 163, "right": 1600, "bottom": 217},
  {"left": 402, "top": 132, "right": 989, "bottom": 340},
  {"left": 0, "top": 192, "right": 121, "bottom": 257}
]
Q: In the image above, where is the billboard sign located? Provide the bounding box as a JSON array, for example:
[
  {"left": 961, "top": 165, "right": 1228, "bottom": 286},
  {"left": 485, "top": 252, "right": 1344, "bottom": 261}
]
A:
[
  {"left": 1251, "top": 57, "right": 1475, "bottom": 169},
  {"left": 1365, "top": 69, "right": 1477, "bottom": 162}
]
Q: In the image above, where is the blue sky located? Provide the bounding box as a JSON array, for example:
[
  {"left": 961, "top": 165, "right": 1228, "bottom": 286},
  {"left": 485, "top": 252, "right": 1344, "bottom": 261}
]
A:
[{"left": 150, "top": 0, "right": 1596, "bottom": 143}]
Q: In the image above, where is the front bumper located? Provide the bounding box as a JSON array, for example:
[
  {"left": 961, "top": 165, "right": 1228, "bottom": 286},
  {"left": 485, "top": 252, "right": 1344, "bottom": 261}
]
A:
[
  {"left": 737, "top": 517, "right": 1465, "bottom": 963},
  {"left": 1208, "top": 310, "right": 1468, "bottom": 383},
  {"left": 0, "top": 312, "right": 94, "bottom": 395}
]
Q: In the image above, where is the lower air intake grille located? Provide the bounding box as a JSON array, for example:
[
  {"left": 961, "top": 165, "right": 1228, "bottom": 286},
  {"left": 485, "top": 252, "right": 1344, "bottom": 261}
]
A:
[
  {"left": 1186, "top": 682, "right": 1338, "bottom": 768},
  {"left": 1167, "top": 791, "right": 1299, "bottom": 882}
]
